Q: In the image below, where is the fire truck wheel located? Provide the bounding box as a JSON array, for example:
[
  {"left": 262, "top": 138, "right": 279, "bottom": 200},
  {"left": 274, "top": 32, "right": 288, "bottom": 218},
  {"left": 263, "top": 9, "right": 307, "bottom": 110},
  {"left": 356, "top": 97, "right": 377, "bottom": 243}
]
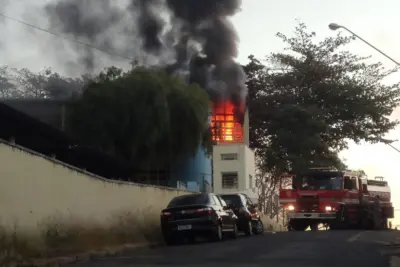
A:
[
  {"left": 383, "top": 218, "right": 388, "bottom": 230},
  {"left": 332, "top": 206, "right": 350, "bottom": 230},
  {"left": 289, "top": 220, "right": 308, "bottom": 231},
  {"left": 359, "top": 209, "right": 371, "bottom": 230},
  {"left": 310, "top": 223, "right": 319, "bottom": 231}
]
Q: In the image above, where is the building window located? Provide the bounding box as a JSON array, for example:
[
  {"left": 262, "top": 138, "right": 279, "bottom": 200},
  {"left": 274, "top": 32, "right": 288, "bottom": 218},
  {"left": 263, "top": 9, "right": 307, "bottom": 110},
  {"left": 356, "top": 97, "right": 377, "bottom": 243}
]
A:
[
  {"left": 211, "top": 102, "right": 244, "bottom": 143},
  {"left": 249, "top": 174, "right": 253, "bottom": 188},
  {"left": 222, "top": 172, "right": 238, "bottom": 189},
  {"left": 221, "top": 153, "right": 238, "bottom": 160}
]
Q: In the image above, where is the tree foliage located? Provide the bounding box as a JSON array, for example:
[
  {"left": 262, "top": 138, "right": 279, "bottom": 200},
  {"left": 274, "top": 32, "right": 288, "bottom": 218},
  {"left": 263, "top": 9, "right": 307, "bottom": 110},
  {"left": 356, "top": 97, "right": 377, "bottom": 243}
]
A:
[
  {"left": 245, "top": 22, "right": 400, "bottom": 177},
  {"left": 0, "top": 66, "right": 17, "bottom": 97},
  {"left": 67, "top": 66, "right": 212, "bottom": 171},
  {"left": 0, "top": 66, "right": 84, "bottom": 99}
]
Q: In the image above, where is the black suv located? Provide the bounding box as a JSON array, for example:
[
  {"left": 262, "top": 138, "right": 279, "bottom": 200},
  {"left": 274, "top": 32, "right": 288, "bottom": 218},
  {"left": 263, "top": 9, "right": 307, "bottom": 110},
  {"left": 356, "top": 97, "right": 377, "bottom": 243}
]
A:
[
  {"left": 160, "top": 193, "right": 238, "bottom": 245},
  {"left": 218, "top": 193, "right": 264, "bottom": 236}
]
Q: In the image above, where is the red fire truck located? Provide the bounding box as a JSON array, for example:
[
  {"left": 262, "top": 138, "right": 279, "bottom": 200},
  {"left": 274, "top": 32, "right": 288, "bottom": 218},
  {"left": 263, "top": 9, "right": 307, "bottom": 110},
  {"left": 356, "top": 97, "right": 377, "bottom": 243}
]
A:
[{"left": 279, "top": 167, "right": 394, "bottom": 231}]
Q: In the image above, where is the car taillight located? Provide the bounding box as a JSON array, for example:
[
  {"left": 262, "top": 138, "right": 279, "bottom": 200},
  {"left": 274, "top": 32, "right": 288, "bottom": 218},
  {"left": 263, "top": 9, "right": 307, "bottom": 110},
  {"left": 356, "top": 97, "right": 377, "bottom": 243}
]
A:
[
  {"left": 161, "top": 211, "right": 172, "bottom": 217},
  {"left": 195, "top": 207, "right": 213, "bottom": 215}
]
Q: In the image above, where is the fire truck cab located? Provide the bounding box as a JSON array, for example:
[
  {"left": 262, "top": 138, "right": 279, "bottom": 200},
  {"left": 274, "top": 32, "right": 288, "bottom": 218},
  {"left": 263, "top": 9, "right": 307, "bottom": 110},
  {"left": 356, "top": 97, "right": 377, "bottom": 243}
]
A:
[{"left": 279, "top": 167, "right": 394, "bottom": 231}]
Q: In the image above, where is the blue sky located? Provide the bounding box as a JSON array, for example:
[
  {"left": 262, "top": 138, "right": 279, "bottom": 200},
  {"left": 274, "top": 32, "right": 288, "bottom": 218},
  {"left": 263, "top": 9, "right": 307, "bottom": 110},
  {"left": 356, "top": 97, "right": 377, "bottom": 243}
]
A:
[{"left": 2, "top": 0, "right": 400, "bottom": 224}]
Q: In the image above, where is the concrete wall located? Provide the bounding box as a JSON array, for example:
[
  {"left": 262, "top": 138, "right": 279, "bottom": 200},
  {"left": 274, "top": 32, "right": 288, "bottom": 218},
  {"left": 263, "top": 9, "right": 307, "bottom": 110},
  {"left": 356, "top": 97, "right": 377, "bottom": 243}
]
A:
[{"left": 0, "top": 140, "right": 192, "bottom": 232}]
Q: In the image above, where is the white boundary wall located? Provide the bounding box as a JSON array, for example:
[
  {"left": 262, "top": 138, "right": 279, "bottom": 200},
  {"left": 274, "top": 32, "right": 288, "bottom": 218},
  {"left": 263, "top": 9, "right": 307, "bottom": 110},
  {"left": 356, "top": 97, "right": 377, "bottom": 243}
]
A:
[{"left": 0, "top": 140, "right": 192, "bottom": 232}]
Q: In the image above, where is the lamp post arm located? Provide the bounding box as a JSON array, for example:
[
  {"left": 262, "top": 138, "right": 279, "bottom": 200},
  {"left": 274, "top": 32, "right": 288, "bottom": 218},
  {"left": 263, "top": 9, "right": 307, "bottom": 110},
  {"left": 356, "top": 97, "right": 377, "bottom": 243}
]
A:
[
  {"left": 387, "top": 143, "right": 400, "bottom": 154},
  {"left": 341, "top": 26, "right": 400, "bottom": 66}
]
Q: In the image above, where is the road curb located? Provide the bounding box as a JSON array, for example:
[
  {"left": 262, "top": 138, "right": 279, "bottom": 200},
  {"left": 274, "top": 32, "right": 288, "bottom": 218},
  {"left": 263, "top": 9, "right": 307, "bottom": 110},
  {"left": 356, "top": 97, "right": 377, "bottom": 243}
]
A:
[{"left": 18, "top": 242, "right": 164, "bottom": 267}]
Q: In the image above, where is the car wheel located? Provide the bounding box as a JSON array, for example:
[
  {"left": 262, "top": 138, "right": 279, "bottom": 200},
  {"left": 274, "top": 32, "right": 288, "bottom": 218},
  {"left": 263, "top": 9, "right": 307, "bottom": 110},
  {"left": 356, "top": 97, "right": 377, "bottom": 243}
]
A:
[
  {"left": 163, "top": 235, "right": 176, "bottom": 246},
  {"left": 231, "top": 223, "right": 238, "bottom": 239},
  {"left": 244, "top": 220, "right": 253, "bottom": 236},
  {"left": 254, "top": 219, "right": 264, "bottom": 235},
  {"left": 212, "top": 223, "right": 223, "bottom": 242},
  {"left": 188, "top": 235, "right": 196, "bottom": 244}
]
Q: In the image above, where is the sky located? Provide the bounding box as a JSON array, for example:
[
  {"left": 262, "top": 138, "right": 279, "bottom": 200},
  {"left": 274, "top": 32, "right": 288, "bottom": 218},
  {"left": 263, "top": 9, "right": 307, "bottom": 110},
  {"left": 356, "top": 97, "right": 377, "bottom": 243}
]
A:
[{"left": 1, "top": 0, "right": 400, "bottom": 225}]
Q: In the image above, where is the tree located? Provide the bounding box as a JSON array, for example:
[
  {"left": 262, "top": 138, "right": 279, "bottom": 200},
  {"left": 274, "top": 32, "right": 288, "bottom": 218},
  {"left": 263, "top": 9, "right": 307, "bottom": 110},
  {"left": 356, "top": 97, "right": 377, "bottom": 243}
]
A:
[
  {"left": 14, "top": 68, "right": 52, "bottom": 98},
  {"left": 245, "top": 22, "right": 400, "bottom": 215},
  {"left": 67, "top": 66, "right": 212, "bottom": 173},
  {"left": 14, "top": 68, "right": 84, "bottom": 99},
  {"left": 45, "top": 71, "right": 85, "bottom": 99},
  {"left": 0, "top": 66, "right": 19, "bottom": 98}
]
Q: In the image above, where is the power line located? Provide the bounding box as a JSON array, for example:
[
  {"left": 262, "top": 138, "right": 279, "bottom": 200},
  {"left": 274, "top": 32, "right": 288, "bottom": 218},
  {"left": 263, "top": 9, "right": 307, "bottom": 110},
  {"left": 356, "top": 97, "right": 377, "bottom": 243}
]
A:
[
  {"left": 3, "top": 13, "right": 400, "bottom": 150},
  {"left": 0, "top": 12, "right": 134, "bottom": 61}
]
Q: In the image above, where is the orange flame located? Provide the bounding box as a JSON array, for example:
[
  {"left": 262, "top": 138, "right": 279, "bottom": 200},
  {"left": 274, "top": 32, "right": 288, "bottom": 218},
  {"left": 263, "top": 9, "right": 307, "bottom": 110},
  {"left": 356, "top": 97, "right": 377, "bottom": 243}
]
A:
[{"left": 211, "top": 101, "right": 244, "bottom": 143}]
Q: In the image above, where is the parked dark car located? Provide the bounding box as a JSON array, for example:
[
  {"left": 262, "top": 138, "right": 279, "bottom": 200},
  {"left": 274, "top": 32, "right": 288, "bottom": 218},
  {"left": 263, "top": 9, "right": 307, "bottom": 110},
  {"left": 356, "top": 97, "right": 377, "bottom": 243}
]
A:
[
  {"left": 218, "top": 193, "right": 264, "bottom": 236},
  {"left": 160, "top": 193, "right": 238, "bottom": 245}
]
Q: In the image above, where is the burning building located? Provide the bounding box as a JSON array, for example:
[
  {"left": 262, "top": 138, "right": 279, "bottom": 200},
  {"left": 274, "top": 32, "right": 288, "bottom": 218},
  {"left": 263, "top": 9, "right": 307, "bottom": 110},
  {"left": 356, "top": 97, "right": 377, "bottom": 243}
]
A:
[
  {"left": 211, "top": 100, "right": 244, "bottom": 143},
  {"left": 211, "top": 103, "right": 255, "bottom": 197},
  {"left": 40, "top": 0, "right": 255, "bottom": 194}
]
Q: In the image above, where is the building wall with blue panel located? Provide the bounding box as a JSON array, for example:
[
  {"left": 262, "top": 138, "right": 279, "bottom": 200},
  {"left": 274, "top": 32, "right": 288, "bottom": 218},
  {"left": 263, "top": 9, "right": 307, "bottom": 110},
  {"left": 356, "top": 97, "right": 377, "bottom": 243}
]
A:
[
  {"left": 170, "top": 69, "right": 212, "bottom": 192},
  {"left": 171, "top": 144, "right": 212, "bottom": 192}
]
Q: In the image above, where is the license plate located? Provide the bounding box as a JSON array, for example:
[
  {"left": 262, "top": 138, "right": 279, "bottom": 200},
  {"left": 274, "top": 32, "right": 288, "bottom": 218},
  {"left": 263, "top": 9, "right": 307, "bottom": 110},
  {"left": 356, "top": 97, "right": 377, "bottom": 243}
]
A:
[{"left": 177, "top": 225, "right": 192, "bottom": 231}]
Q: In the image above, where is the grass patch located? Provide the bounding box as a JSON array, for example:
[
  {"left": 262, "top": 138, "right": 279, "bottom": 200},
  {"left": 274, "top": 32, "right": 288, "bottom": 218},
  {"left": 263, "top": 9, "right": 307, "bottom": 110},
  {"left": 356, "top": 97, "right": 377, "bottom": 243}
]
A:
[{"left": 0, "top": 208, "right": 162, "bottom": 265}]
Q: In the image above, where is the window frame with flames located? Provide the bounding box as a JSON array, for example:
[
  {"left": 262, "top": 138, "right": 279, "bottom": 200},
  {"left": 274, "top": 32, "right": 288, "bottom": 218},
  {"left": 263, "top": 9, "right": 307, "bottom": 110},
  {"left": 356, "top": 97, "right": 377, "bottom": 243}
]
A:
[{"left": 211, "top": 101, "right": 244, "bottom": 143}]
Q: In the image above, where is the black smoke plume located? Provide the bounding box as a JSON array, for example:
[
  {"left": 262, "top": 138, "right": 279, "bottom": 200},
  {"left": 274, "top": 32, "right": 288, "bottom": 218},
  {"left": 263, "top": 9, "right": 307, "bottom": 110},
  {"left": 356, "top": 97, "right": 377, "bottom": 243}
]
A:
[{"left": 44, "top": 0, "right": 247, "bottom": 122}]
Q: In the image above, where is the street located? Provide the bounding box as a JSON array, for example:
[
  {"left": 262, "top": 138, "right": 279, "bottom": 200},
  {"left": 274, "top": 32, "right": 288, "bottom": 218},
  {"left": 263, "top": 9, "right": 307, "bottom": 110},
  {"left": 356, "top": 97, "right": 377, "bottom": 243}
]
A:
[{"left": 72, "top": 230, "right": 400, "bottom": 267}]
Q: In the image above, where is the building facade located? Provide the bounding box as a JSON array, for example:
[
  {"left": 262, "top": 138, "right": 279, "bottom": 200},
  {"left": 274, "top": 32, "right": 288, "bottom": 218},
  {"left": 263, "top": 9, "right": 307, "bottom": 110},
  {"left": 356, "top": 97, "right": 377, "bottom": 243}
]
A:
[{"left": 211, "top": 101, "right": 257, "bottom": 202}]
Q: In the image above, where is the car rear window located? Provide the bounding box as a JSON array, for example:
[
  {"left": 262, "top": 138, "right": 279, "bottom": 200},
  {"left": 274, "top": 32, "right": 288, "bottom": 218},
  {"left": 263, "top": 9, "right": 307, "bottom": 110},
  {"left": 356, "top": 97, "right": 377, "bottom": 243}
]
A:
[
  {"left": 167, "top": 194, "right": 209, "bottom": 207},
  {"left": 220, "top": 195, "right": 243, "bottom": 207}
]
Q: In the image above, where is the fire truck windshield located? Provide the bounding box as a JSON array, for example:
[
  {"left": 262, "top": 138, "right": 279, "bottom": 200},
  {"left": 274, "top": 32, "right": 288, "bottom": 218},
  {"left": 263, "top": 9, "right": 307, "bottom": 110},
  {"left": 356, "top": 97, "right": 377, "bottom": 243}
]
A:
[{"left": 293, "top": 172, "right": 342, "bottom": 190}]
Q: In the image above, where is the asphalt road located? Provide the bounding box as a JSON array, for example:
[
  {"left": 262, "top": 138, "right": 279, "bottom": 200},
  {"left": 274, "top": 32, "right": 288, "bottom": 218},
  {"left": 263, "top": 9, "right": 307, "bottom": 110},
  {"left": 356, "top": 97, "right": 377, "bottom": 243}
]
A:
[{"left": 73, "top": 230, "right": 400, "bottom": 267}]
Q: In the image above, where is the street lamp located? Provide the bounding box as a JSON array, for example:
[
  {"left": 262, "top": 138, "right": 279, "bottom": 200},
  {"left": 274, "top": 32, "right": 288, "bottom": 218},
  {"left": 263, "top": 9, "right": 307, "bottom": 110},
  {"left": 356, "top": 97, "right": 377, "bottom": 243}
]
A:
[
  {"left": 330, "top": 23, "right": 400, "bottom": 154},
  {"left": 328, "top": 23, "right": 342, "bottom": 31},
  {"left": 328, "top": 23, "right": 400, "bottom": 66}
]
